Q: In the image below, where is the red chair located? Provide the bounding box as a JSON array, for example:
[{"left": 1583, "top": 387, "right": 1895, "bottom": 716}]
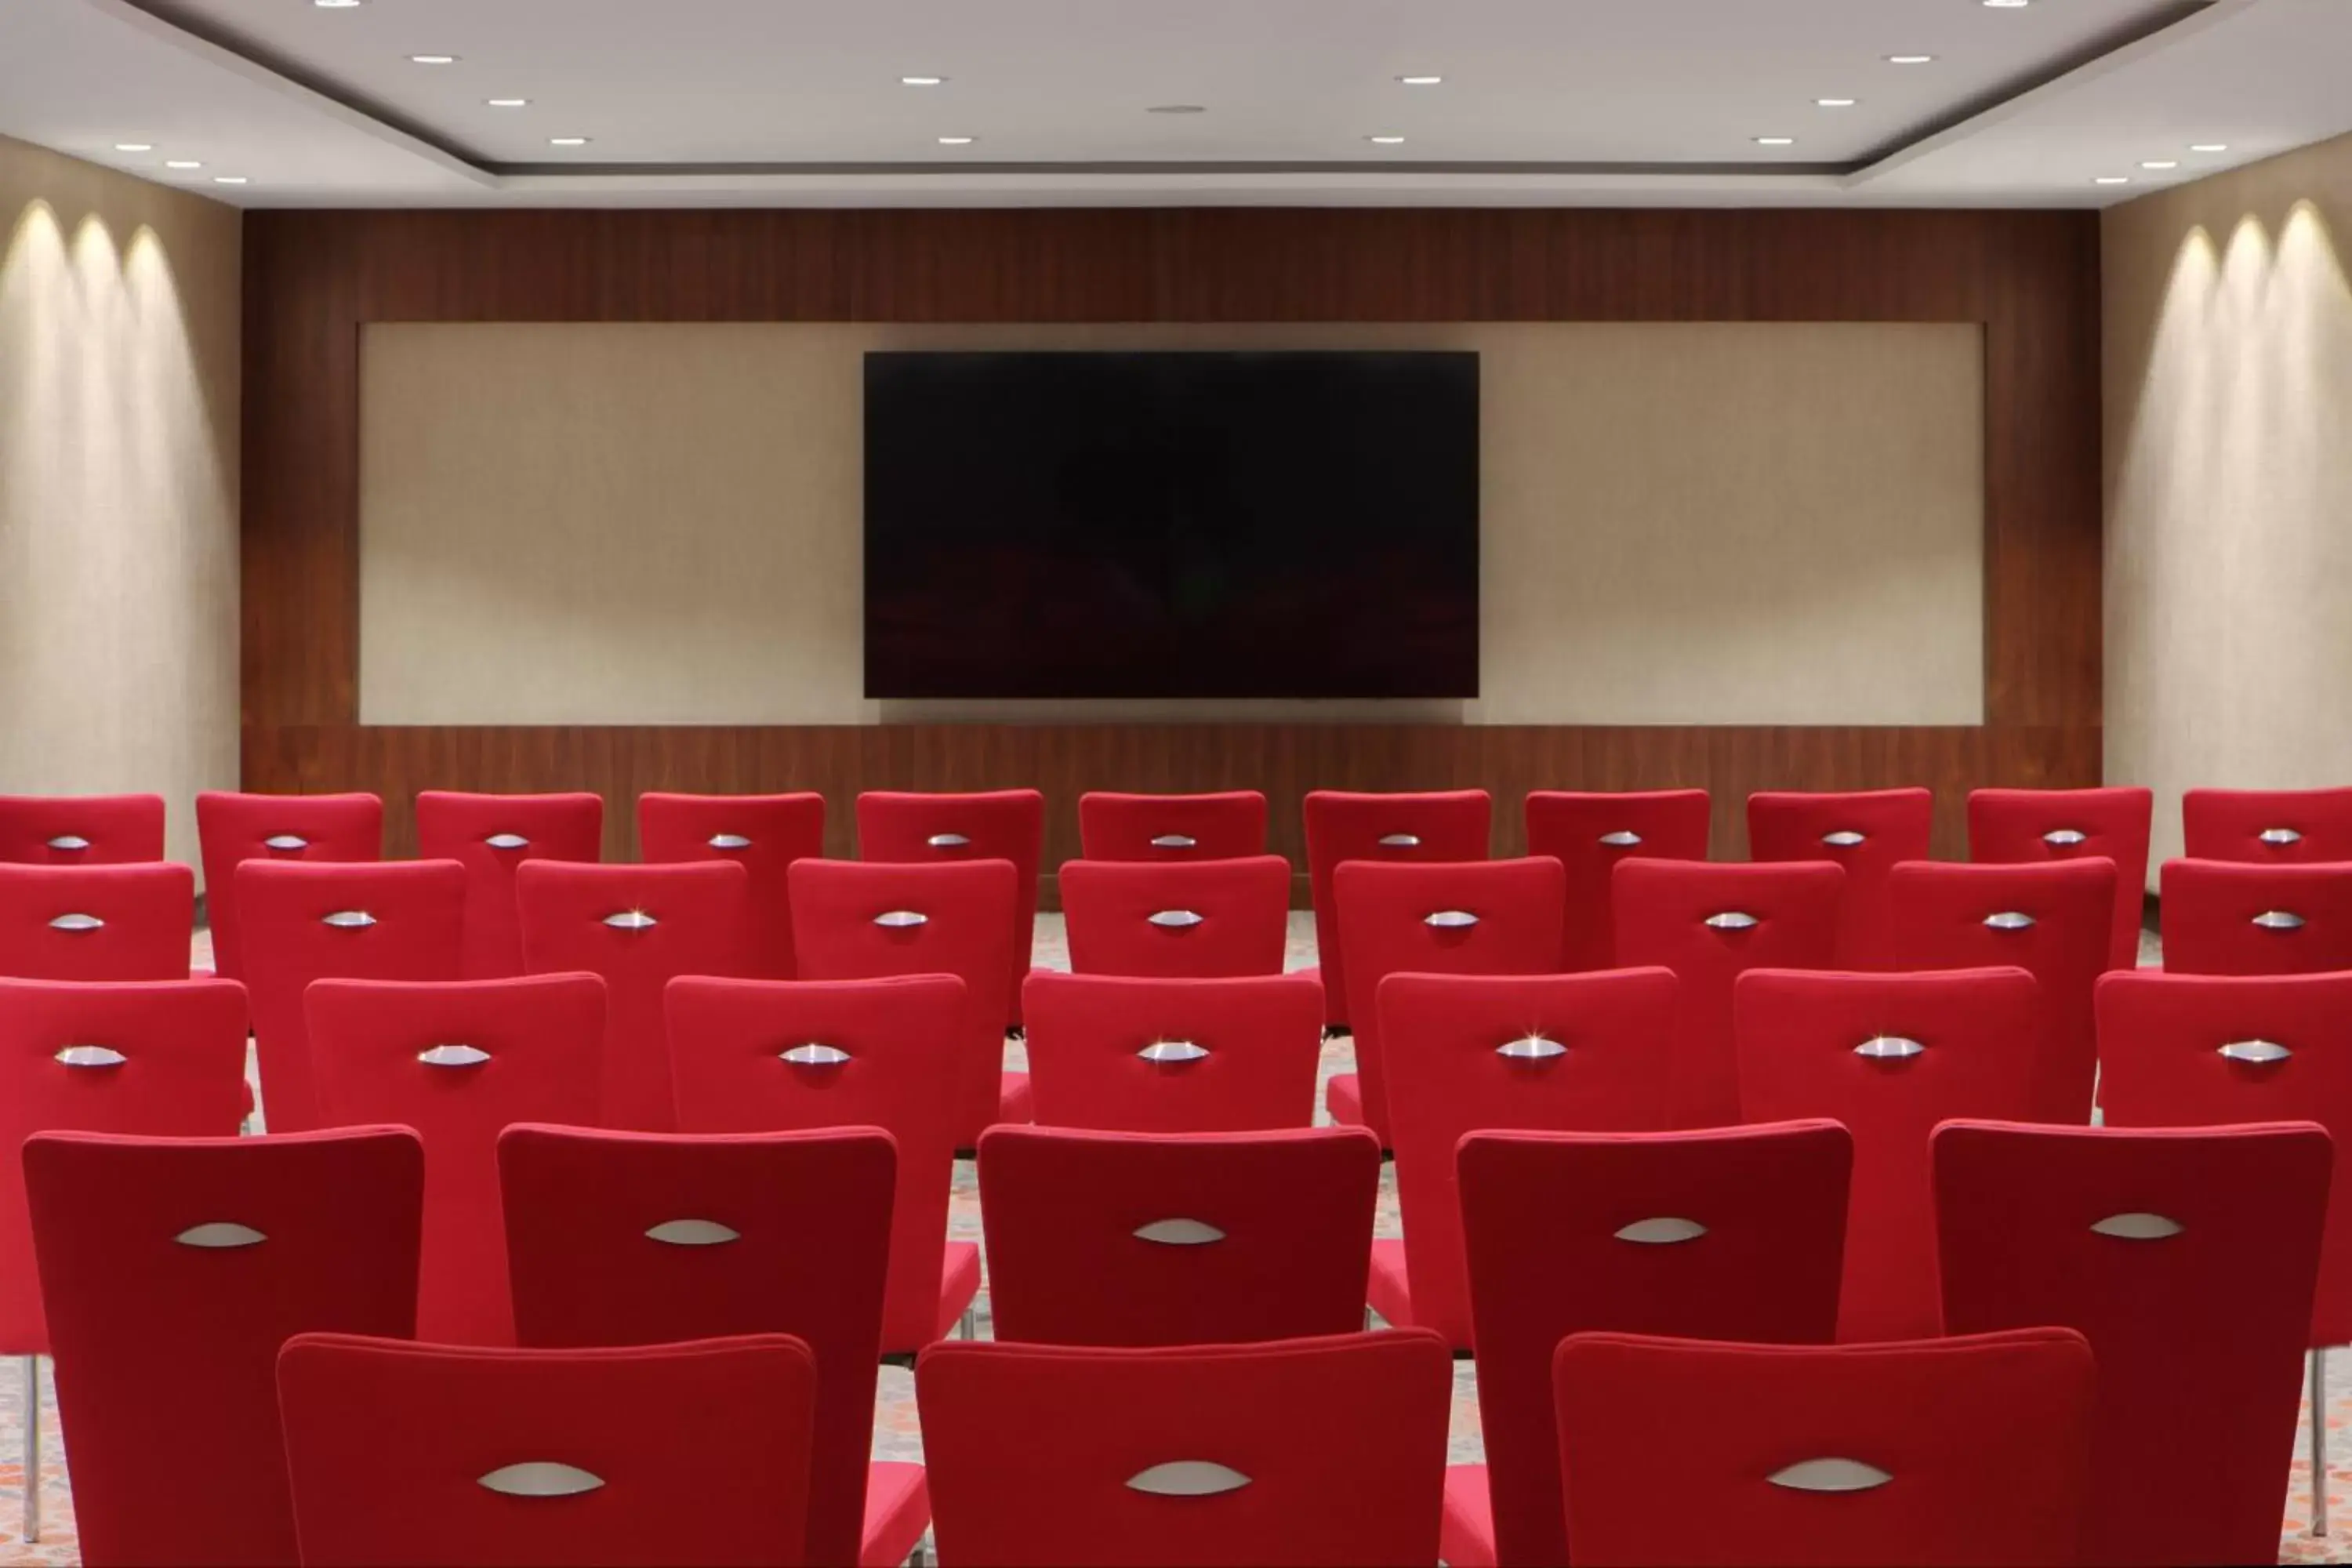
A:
[
  {"left": 916, "top": 1330, "right": 1453, "bottom": 1568},
  {"left": 0, "top": 862, "right": 193, "bottom": 981},
  {"left": 1553, "top": 1328, "right": 2094, "bottom": 1568},
  {"left": 1734, "top": 967, "right": 2045, "bottom": 1342},
  {"left": 1523, "top": 789, "right": 1711, "bottom": 971},
  {"left": 637, "top": 791, "right": 827, "bottom": 979},
  {"left": 278, "top": 1332, "right": 820, "bottom": 1568},
  {"left": 238, "top": 859, "right": 467, "bottom": 1133},
  {"left": 1611, "top": 858, "right": 1844, "bottom": 1128},
  {"left": 0, "top": 793, "right": 165, "bottom": 864},
  {"left": 1968, "top": 786, "right": 2153, "bottom": 973},
  {"left": 1747, "top": 788, "right": 1933, "bottom": 965},
  {"left": 1327, "top": 856, "right": 1564, "bottom": 1141},
  {"left": 1078, "top": 789, "right": 1269, "bottom": 862},
  {"left": 307, "top": 975, "right": 606, "bottom": 1346},
  {"left": 194, "top": 791, "right": 383, "bottom": 983},
  {"left": 2159, "top": 858, "right": 2352, "bottom": 975},
  {"left": 416, "top": 790, "right": 605, "bottom": 980},
  {"left": 497, "top": 1124, "right": 924, "bottom": 1568},
  {"left": 978, "top": 1125, "right": 1381, "bottom": 1345},
  {"left": 789, "top": 856, "right": 1028, "bottom": 1147},
  {"left": 1060, "top": 855, "right": 1290, "bottom": 978},
  {"left": 1021, "top": 971, "right": 1325, "bottom": 1133},
  {"left": 1871, "top": 858, "right": 2114, "bottom": 1123},
  {"left": 2184, "top": 786, "right": 2352, "bottom": 862},
  {"left": 858, "top": 789, "right": 1044, "bottom": 1028},
  {"left": 1374, "top": 968, "right": 1680, "bottom": 1352},
  {"left": 514, "top": 859, "right": 755, "bottom": 1132},
  {"left": 24, "top": 1127, "right": 423, "bottom": 1568},
  {"left": 666, "top": 974, "right": 975, "bottom": 1354},
  {"left": 1303, "top": 789, "right": 1491, "bottom": 1029},
  {"left": 1936, "top": 1120, "right": 2331, "bottom": 1566},
  {"left": 1452, "top": 1123, "right": 1852, "bottom": 1568}
]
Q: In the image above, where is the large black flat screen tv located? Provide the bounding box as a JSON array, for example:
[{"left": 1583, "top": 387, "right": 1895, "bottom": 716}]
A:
[{"left": 863, "top": 351, "right": 1479, "bottom": 699}]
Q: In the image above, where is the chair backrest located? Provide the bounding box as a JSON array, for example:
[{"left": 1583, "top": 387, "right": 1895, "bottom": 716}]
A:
[
  {"left": 1610, "top": 858, "right": 1845, "bottom": 1127},
  {"left": 1523, "top": 789, "right": 1711, "bottom": 971},
  {"left": 1060, "top": 855, "right": 1291, "bottom": 978},
  {"left": 978, "top": 1125, "right": 1381, "bottom": 1345},
  {"left": 24, "top": 1127, "right": 423, "bottom": 1567},
  {"left": 787, "top": 856, "right": 1018, "bottom": 1148},
  {"left": 2098, "top": 968, "right": 2352, "bottom": 1345},
  {"left": 1871, "top": 858, "right": 2114, "bottom": 1123},
  {"left": 0, "top": 862, "right": 193, "bottom": 981},
  {"left": 1733, "top": 967, "right": 2044, "bottom": 1342},
  {"left": 238, "top": 858, "right": 467, "bottom": 1133},
  {"left": 1553, "top": 1328, "right": 2094, "bottom": 1568},
  {"left": 1458, "top": 1122, "right": 1852, "bottom": 1567},
  {"left": 307, "top": 975, "right": 607, "bottom": 1346},
  {"left": 916, "top": 1330, "right": 1453, "bottom": 1568},
  {"left": 665, "top": 973, "right": 964, "bottom": 1353},
  {"left": 1968, "top": 786, "right": 2154, "bottom": 972},
  {"left": 1381, "top": 968, "right": 1680, "bottom": 1349},
  {"left": 415, "top": 791, "right": 605, "bottom": 980},
  {"left": 1301, "top": 789, "right": 1491, "bottom": 1026},
  {"left": 1936, "top": 1120, "right": 2331, "bottom": 1566},
  {"left": 856, "top": 789, "right": 1044, "bottom": 1025},
  {"left": 278, "top": 1332, "right": 819, "bottom": 1568},
  {"left": 0, "top": 793, "right": 166, "bottom": 865},
  {"left": 194, "top": 791, "right": 383, "bottom": 982},
  {"left": 1078, "top": 790, "right": 1270, "bottom": 862},
  {"left": 2183, "top": 786, "right": 2352, "bottom": 863},
  {"left": 0, "top": 978, "right": 248, "bottom": 1354},
  {"left": 514, "top": 859, "right": 755, "bottom": 1131},
  {"left": 1333, "top": 856, "right": 1566, "bottom": 1141},
  {"left": 636, "top": 791, "right": 827, "bottom": 979},
  {"left": 1020, "top": 971, "right": 1326, "bottom": 1133},
  {"left": 2158, "top": 858, "right": 2352, "bottom": 975},
  {"left": 1746, "top": 787, "right": 1934, "bottom": 964},
  {"left": 496, "top": 1123, "right": 894, "bottom": 1568}
]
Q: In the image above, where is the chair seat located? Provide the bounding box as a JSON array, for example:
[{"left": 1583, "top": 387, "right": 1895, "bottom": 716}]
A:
[
  {"left": 861, "top": 1459, "right": 931, "bottom": 1568},
  {"left": 935, "top": 1240, "right": 982, "bottom": 1341},
  {"left": 1367, "top": 1236, "right": 1412, "bottom": 1329},
  {"left": 1325, "top": 1071, "right": 1364, "bottom": 1128},
  {"left": 997, "top": 1069, "right": 1033, "bottom": 1125},
  {"left": 1440, "top": 1465, "right": 1496, "bottom": 1568}
]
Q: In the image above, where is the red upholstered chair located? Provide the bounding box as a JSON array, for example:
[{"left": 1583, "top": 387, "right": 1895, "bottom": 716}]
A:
[
  {"left": 637, "top": 791, "right": 827, "bottom": 979},
  {"left": 278, "top": 1332, "right": 820, "bottom": 1568},
  {"left": 514, "top": 859, "right": 755, "bottom": 1132},
  {"left": 307, "top": 975, "right": 606, "bottom": 1346},
  {"left": 1610, "top": 858, "right": 1844, "bottom": 1128},
  {"left": 416, "top": 790, "right": 605, "bottom": 980},
  {"left": 857, "top": 789, "right": 1044, "bottom": 1028},
  {"left": 0, "top": 794, "right": 165, "bottom": 865},
  {"left": 195, "top": 791, "right": 383, "bottom": 983},
  {"left": 1734, "top": 967, "right": 2044, "bottom": 1342},
  {"left": 238, "top": 859, "right": 467, "bottom": 1133},
  {"left": 1871, "top": 858, "right": 2114, "bottom": 1124},
  {"left": 1303, "top": 788, "right": 1491, "bottom": 1029},
  {"left": 978, "top": 1125, "right": 1381, "bottom": 1345},
  {"left": 665, "top": 974, "right": 975, "bottom": 1353},
  {"left": 2159, "top": 858, "right": 2352, "bottom": 975},
  {"left": 24, "top": 1127, "right": 423, "bottom": 1568},
  {"left": 2184, "top": 786, "right": 2352, "bottom": 862},
  {"left": 1021, "top": 971, "right": 1326, "bottom": 1133},
  {"left": 497, "top": 1124, "right": 923, "bottom": 1568},
  {"left": 1328, "top": 855, "right": 1564, "bottom": 1141},
  {"left": 1747, "top": 787, "right": 1933, "bottom": 965},
  {"left": 1079, "top": 789, "right": 1270, "bottom": 862},
  {"left": 1374, "top": 968, "right": 1679, "bottom": 1351},
  {"left": 1553, "top": 1328, "right": 2094, "bottom": 1568},
  {"left": 1936, "top": 1120, "right": 2332, "bottom": 1566},
  {"left": 1523, "top": 789, "right": 1711, "bottom": 972},
  {"left": 1968, "top": 786, "right": 2154, "bottom": 973},
  {"left": 0, "top": 862, "right": 193, "bottom": 981},
  {"left": 789, "top": 856, "right": 1028, "bottom": 1146},
  {"left": 1451, "top": 1123, "right": 1851, "bottom": 1568},
  {"left": 1061, "top": 855, "right": 1291, "bottom": 978},
  {"left": 916, "top": 1330, "right": 1453, "bottom": 1568}
]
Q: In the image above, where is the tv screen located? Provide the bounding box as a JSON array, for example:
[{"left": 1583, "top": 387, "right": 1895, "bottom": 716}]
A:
[{"left": 863, "top": 351, "right": 1479, "bottom": 699}]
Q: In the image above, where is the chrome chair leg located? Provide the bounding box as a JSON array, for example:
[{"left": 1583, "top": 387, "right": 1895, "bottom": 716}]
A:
[
  {"left": 2314, "top": 1347, "right": 2330, "bottom": 1537},
  {"left": 960, "top": 1303, "right": 977, "bottom": 1341},
  {"left": 23, "top": 1355, "right": 39, "bottom": 1544}
]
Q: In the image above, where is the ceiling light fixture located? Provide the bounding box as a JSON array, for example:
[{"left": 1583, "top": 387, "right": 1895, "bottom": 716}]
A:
[
  {"left": 1367, "top": 135, "right": 1406, "bottom": 144},
  {"left": 900, "top": 75, "right": 946, "bottom": 86},
  {"left": 938, "top": 136, "right": 976, "bottom": 145},
  {"left": 408, "top": 54, "right": 457, "bottom": 65},
  {"left": 213, "top": 175, "right": 249, "bottom": 184},
  {"left": 113, "top": 143, "right": 153, "bottom": 153},
  {"left": 1815, "top": 98, "right": 1857, "bottom": 108},
  {"left": 548, "top": 136, "right": 590, "bottom": 146},
  {"left": 2190, "top": 142, "right": 2229, "bottom": 153},
  {"left": 2094, "top": 176, "right": 2130, "bottom": 185},
  {"left": 1983, "top": 0, "right": 2030, "bottom": 8},
  {"left": 314, "top": 0, "right": 362, "bottom": 7},
  {"left": 2140, "top": 159, "right": 2179, "bottom": 170},
  {"left": 1886, "top": 54, "right": 1935, "bottom": 65},
  {"left": 165, "top": 159, "right": 202, "bottom": 169},
  {"left": 1398, "top": 74, "right": 1443, "bottom": 85},
  {"left": 486, "top": 97, "right": 528, "bottom": 108},
  {"left": 1753, "top": 136, "right": 1796, "bottom": 147}
]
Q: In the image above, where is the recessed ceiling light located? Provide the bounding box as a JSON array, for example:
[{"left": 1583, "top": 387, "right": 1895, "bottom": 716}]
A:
[
  {"left": 548, "top": 136, "right": 590, "bottom": 147},
  {"left": 2190, "top": 143, "right": 2229, "bottom": 153},
  {"left": 1983, "top": 0, "right": 2030, "bottom": 8},
  {"left": 113, "top": 143, "right": 153, "bottom": 153},
  {"left": 1886, "top": 54, "right": 1935, "bottom": 65},
  {"left": 900, "top": 75, "right": 946, "bottom": 86},
  {"left": 314, "top": 0, "right": 362, "bottom": 8},
  {"left": 213, "top": 176, "right": 249, "bottom": 185},
  {"left": 486, "top": 98, "right": 529, "bottom": 108},
  {"left": 1815, "top": 98, "right": 1858, "bottom": 108},
  {"left": 2093, "top": 176, "right": 2130, "bottom": 186},
  {"left": 1753, "top": 136, "right": 1797, "bottom": 147},
  {"left": 1398, "top": 74, "right": 1443, "bottom": 86},
  {"left": 408, "top": 54, "right": 457, "bottom": 65},
  {"left": 938, "top": 136, "right": 976, "bottom": 145},
  {"left": 2140, "top": 160, "right": 2180, "bottom": 171},
  {"left": 165, "top": 159, "right": 202, "bottom": 169},
  {"left": 1367, "top": 135, "right": 1406, "bottom": 145},
  {"left": 1147, "top": 104, "right": 1207, "bottom": 114}
]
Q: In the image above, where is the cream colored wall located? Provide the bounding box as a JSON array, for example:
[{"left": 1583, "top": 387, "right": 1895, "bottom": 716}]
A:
[
  {"left": 0, "top": 135, "right": 240, "bottom": 878},
  {"left": 2105, "top": 130, "right": 2352, "bottom": 875},
  {"left": 359, "top": 321, "right": 1984, "bottom": 728}
]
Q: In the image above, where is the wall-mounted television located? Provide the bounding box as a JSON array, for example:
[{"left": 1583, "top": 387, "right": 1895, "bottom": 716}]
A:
[{"left": 863, "top": 350, "right": 1479, "bottom": 699}]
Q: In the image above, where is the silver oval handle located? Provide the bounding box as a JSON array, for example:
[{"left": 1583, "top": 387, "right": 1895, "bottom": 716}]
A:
[
  {"left": 603, "top": 910, "right": 658, "bottom": 931},
  {"left": 321, "top": 910, "right": 377, "bottom": 930},
  {"left": 2254, "top": 910, "right": 2307, "bottom": 931},
  {"left": 1597, "top": 830, "right": 1643, "bottom": 848},
  {"left": 1137, "top": 1040, "right": 1210, "bottom": 1064},
  {"left": 2092, "top": 1212, "right": 2183, "bottom": 1240},
  {"left": 2262, "top": 827, "right": 2305, "bottom": 846},
  {"left": 1769, "top": 1459, "right": 1893, "bottom": 1494},
  {"left": 175, "top": 1221, "right": 266, "bottom": 1248},
  {"left": 48, "top": 913, "right": 103, "bottom": 933},
  {"left": 1126, "top": 1461, "right": 1250, "bottom": 1497},
  {"left": 1151, "top": 833, "right": 1198, "bottom": 850},
  {"left": 1615, "top": 1217, "right": 1708, "bottom": 1244},
  {"left": 1425, "top": 909, "right": 1479, "bottom": 929},
  {"left": 1377, "top": 833, "right": 1421, "bottom": 848},
  {"left": 1497, "top": 1035, "right": 1566, "bottom": 1061},
  {"left": 1820, "top": 830, "right": 1866, "bottom": 848},
  {"left": 1704, "top": 912, "right": 1758, "bottom": 931},
  {"left": 2042, "top": 829, "right": 2089, "bottom": 847},
  {"left": 484, "top": 833, "right": 529, "bottom": 850},
  {"left": 644, "top": 1219, "right": 740, "bottom": 1247},
  {"left": 707, "top": 833, "right": 752, "bottom": 850},
  {"left": 45, "top": 835, "right": 90, "bottom": 851},
  {"left": 873, "top": 909, "right": 927, "bottom": 928},
  {"left": 1149, "top": 909, "right": 1206, "bottom": 929},
  {"left": 417, "top": 1044, "right": 490, "bottom": 1068},
  {"left": 781, "top": 1043, "right": 851, "bottom": 1066},
  {"left": 55, "top": 1044, "right": 127, "bottom": 1069},
  {"left": 1854, "top": 1036, "right": 1926, "bottom": 1059},
  {"left": 263, "top": 834, "right": 309, "bottom": 851},
  {"left": 478, "top": 1462, "right": 604, "bottom": 1498},
  {"left": 1983, "top": 911, "right": 2035, "bottom": 931},
  {"left": 1133, "top": 1218, "right": 1225, "bottom": 1246},
  {"left": 926, "top": 833, "right": 970, "bottom": 848},
  {"left": 2220, "top": 1039, "right": 2292, "bottom": 1064}
]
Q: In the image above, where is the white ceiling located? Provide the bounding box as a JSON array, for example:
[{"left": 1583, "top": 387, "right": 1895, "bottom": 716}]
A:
[{"left": 3, "top": 0, "right": 2350, "bottom": 208}]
